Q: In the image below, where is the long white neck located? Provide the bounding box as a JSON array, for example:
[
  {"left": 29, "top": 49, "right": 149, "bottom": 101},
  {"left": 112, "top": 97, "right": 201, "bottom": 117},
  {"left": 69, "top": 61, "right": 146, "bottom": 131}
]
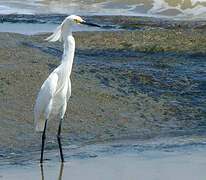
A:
[{"left": 62, "top": 35, "right": 75, "bottom": 77}]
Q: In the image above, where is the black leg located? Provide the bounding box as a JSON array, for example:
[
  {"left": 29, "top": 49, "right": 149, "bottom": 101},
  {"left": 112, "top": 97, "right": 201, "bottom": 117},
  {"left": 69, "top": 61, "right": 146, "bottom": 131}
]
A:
[
  {"left": 57, "top": 118, "right": 64, "bottom": 162},
  {"left": 40, "top": 119, "right": 48, "bottom": 164}
]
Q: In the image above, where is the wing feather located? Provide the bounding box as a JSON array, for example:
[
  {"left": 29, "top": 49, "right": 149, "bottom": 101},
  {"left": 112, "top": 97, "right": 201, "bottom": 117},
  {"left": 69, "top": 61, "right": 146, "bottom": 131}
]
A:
[{"left": 34, "top": 72, "right": 58, "bottom": 131}]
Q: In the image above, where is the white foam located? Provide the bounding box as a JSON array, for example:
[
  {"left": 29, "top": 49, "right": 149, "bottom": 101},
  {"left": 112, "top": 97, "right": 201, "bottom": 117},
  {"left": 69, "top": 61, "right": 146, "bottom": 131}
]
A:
[
  {"left": 1, "top": 0, "right": 206, "bottom": 20},
  {"left": 191, "top": 0, "right": 206, "bottom": 6},
  {"left": 148, "top": 0, "right": 206, "bottom": 20},
  {"left": 177, "top": 5, "right": 206, "bottom": 19}
]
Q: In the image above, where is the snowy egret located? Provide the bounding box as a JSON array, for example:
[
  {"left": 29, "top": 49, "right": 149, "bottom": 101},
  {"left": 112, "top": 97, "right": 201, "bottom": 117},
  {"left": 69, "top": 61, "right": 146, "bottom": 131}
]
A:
[{"left": 34, "top": 15, "right": 100, "bottom": 164}]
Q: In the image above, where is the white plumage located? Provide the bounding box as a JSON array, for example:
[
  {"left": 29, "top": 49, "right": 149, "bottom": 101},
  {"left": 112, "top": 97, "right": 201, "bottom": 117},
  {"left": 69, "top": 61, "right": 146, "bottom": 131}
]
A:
[
  {"left": 33, "top": 15, "right": 100, "bottom": 163},
  {"left": 34, "top": 15, "right": 80, "bottom": 132}
]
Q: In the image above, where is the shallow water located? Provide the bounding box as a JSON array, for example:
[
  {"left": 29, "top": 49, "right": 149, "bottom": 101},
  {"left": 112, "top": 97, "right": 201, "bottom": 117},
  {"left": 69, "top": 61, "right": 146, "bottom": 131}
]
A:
[
  {"left": 1, "top": 0, "right": 206, "bottom": 19},
  {"left": 1, "top": 138, "right": 206, "bottom": 180}
]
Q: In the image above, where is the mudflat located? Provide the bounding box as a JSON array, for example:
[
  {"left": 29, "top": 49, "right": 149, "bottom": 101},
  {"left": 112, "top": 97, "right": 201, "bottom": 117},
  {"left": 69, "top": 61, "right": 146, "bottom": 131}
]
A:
[{"left": 0, "top": 28, "right": 206, "bottom": 179}]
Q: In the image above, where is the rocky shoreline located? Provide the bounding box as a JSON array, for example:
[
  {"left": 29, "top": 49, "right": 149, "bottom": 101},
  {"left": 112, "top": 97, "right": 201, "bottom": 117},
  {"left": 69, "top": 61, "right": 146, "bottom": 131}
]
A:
[{"left": 2, "top": 14, "right": 206, "bottom": 31}]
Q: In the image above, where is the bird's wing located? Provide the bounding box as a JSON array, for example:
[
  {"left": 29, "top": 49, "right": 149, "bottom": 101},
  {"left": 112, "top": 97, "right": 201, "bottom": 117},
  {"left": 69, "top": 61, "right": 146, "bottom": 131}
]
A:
[
  {"left": 34, "top": 72, "right": 59, "bottom": 129},
  {"left": 66, "top": 78, "right": 71, "bottom": 101}
]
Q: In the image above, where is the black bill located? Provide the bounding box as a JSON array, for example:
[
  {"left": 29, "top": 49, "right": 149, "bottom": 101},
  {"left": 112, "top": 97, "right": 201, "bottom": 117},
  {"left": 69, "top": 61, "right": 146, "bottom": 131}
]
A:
[{"left": 81, "top": 21, "right": 101, "bottom": 27}]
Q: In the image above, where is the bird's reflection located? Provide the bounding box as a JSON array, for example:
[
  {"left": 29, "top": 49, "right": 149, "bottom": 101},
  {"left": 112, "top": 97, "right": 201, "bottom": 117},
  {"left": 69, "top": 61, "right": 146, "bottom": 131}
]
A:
[
  {"left": 40, "top": 164, "right": 44, "bottom": 180},
  {"left": 40, "top": 163, "right": 64, "bottom": 180},
  {"left": 58, "top": 163, "right": 64, "bottom": 180}
]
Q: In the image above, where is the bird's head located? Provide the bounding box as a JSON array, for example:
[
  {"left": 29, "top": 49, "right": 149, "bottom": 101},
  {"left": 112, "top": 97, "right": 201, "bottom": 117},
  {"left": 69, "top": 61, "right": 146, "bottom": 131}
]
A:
[
  {"left": 46, "top": 15, "right": 100, "bottom": 42},
  {"left": 65, "top": 15, "right": 84, "bottom": 27}
]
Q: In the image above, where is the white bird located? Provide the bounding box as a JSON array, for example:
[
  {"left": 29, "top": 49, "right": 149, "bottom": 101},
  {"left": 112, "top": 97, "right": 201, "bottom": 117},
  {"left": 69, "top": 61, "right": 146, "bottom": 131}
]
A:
[{"left": 34, "top": 15, "right": 100, "bottom": 164}]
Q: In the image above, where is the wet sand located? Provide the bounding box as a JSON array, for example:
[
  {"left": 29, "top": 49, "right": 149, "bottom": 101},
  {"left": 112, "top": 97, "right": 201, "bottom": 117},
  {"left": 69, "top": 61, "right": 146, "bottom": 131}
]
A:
[{"left": 1, "top": 29, "right": 206, "bottom": 155}]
